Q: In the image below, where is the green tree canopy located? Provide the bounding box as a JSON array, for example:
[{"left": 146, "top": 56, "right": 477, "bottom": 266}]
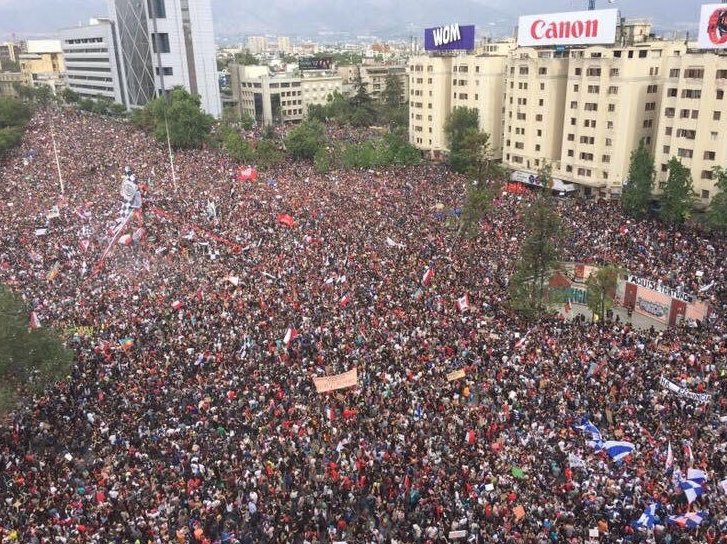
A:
[
  {"left": 134, "top": 87, "right": 213, "bottom": 149},
  {"left": 234, "top": 51, "right": 259, "bottom": 65},
  {"left": 509, "top": 164, "right": 564, "bottom": 319},
  {"left": 224, "top": 131, "right": 255, "bottom": 163},
  {"left": 0, "top": 96, "right": 32, "bottom": 129},
  {"left": 660, "top": 157, "right": 695, "bottom": 226},
  {"left": 284, "top": 119, "right": 327, "bottom": 160},
  {"left": 255, "top": 136, "right": 284, "bottom": 170},
  {"left": 585, "top": 265, "right": 622, "bottom": 322},
  {"left": 622, "top": 139, "right": 655, "bottom": 218},
  {"left": 706, "top": 166, "right": 727, "bottom": 232},
  {"left": 445, "top": 107, "right": 481, "bottom": 174},
  {"left": 0, "top": 285, "right": 74, "bottom": 413}
]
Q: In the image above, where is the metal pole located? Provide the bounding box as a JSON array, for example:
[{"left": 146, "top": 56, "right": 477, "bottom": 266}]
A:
[
  {"left": 165, "top": 114, "right": 178, "bottom": 191},
  {"left": 50, "top": 120, "right": 64, "bottom": 195}
]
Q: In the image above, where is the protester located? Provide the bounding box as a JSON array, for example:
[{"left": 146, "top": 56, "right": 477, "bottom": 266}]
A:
[{"left": 0, "top": 108, "right": 724, "bottom": 543}]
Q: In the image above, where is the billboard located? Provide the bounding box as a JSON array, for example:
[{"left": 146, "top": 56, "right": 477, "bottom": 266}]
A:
[
  {"left": 424, "top": 24, "right": 475, "bottom": 51},
  {"left": 299, "top": 57, "right": 333, "bottom": 71},
  {"left": 517, "top": 9, "right": 618, "bottom": 47},
  {"left": 697, "top": 4, "right": 727, "bottom": 49}
]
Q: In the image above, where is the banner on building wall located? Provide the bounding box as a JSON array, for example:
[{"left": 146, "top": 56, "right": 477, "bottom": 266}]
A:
[
  {"left": 517, "top": 9, "right": 618, "bottom": 47},
  {"left": 697, "top": 4, "right": 727, "bottom": 49}
]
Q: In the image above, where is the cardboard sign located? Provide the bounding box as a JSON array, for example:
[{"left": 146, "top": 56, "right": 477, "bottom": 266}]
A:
[
  {"left": 447, "top": 369, "right": 466, "bottom": 382},
  {"left": 313, "top": 368, "right": 358, "bottom": 393}
]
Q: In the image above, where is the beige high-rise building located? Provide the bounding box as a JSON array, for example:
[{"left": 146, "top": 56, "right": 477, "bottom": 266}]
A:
[
  {"left": 247, "top": 36, "right": 267, "bottom": 55},
  {"left": 277, "top": 37, "right": 291, "bottom": 54},
  {"left": 19, "top": 40, "right": 65, "bottom": 94},
  {"left": 653, "top": 51, "right": 727, "bottom": 206},
  {"left": 502, "top": 48, "right": 569, "bottom": 176},
  {"left": 554, "top": 40, "right": 685, "bottom": 197},
  {"left": 409, "top": 47, "right": 513, "bottom": 160}
]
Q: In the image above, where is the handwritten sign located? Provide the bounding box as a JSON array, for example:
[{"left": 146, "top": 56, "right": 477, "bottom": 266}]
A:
[
  {"left": 313, "top": 368, "right": 358, "bottom": 393},
  {"left": 447, "top": 369, "right": 466, "bottom": 382}
]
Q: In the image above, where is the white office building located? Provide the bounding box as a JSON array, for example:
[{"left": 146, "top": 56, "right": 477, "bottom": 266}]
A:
[
  {"left": 60, "top": 19, "right": 126, "bottom": 104},
  {"left": 106, "top": 0, "right": 221, "bottom": 116}
]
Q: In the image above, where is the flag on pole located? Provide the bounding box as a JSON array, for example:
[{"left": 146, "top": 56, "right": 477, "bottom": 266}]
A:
[
  {"left": 683, "top": 440, "right": 694, "bottom": 466},
  {"left": 464, "top": 430, "right": 476, "bottom": 445},
  {"left": 686, "top": 468, "right": 708, "bottom": 484},
  {"left": 325, "top": 406, "right": 335, "bottom": 421},
  {"left": 283, "top": 327, "right": 298, "bottom": 347},
  {"left": 603, "top": 441, "right": 635, "bottom": 462},
  {"left": 456, "top": 294, "right": 469, "bottom": 312},
  {"left": 665, "top": 442, "right": 673, "bottom": 471},
  {"left": 171, "top": 300, "right": 184, "bottom": 311},
  {"left": 119, "top": 338, "right": 134, "bottom": 350},
  {"left": 421, "top": 266, "right": 434, "bottom": 286},
  {"left": 29, "top": 311, "right": 41, "bottom": 330},
  {"left": 574, "top": 417, "right": 604, "bottom": 451},
  {"left": 668, "top": 511, "right": 708, "bottom": 528},
  {"left": 340, "top": 294, "right": 351, "bottom": 308}
]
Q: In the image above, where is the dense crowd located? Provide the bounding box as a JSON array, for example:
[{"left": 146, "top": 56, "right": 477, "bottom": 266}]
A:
[{"left": 0, "top": 108, "right": 725, "bottom": 543}]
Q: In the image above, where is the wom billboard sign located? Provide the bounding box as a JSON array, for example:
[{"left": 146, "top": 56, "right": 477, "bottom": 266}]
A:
[
  {"left": 424, "top": 24, "right": 475, "bottom": 51},
  {"left": 698, "top": 4, "right": 727, "bottom": 49},
  {"left": 517, "top": 9, "right": 618, "bottom": 47}
]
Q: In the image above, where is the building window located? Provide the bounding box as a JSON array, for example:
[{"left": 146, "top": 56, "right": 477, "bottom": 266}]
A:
[
  {"left": 567, "top": 133, "right": 575, "bottom": 141},
  {"left": 608, "top": 104, "right": 616, "bottom": 112},
  {"left": 605, "top": 138, "right": 612, "bottom": 146},
  {"left": 535, "top": 114, "right": 543, "bottom": 121},
  {"left": 677, "top": 148, "right": 693, "bottom": 159},
  {"left": 535, "top": 144, "right": 541, "bottom": 151},
  {"left": 580, "top": 152, "right": 594, "bottom": 161},
  {"left": 701, "top": 170, "right": 714, "bottom": 180},
  {"left": 602, "top": 155, "right": 610, "bottom": 163},
  {"left": 714, "top": 111, "right": 721, "bottom": 121},
  {"left": 539, "top": 67, "right": 547, "bottom": 75},
  {"left": 663, "top": 145, "right": 670, "bottom": 154},
  {"left": 684, "top": 68, "right": 704, "bottom": 79},
  {"left": 607, "top": 121, "right": 614, "bottom": 129},
  {"left": 607, "top": 86, "right": 618, "bottom": 95},
  {"left": 609, "top": 68, "right": 619, "bottom": 77},
  {"left": 574, "top": 84, "right": 580, "bottom": 92},
  {"left": 540, "top": 83, "right": 545, "bottom": 91},
  {"left": 647, "top": 84, "right": 658, "bottom": 93},
  {"left": 586, "top": 67, "right": 601, "bottom": 77},
  {"left": 643, "top": 119, "right": 653, "bottom": 128},
  {"left": 669, "top": 68, "right": 680, "bottom": 78},
  {"left": 665, "top": 125, "right": 673, "bottom": 136},
  {"left": 155, "top": 67, "right": 173, "bottom": 76},
  {"left": 570, "top": 101, "right": 578, "bottom": 109},
  {"left": 584, "top": 103, "right": 598, "bottom": 111},
  {"left": 147, "top": 0, "right": 166, "bottom": 17},
  {"left": 151, "top": 33, "right": 170, "bottom": 53},
  {"left": 704, "top": 151, "right": 716, "bottom": 160},
  {"left": 567, "top": 149, "right": 574, "bottom": 157},
  {"left": 575, "top": 68, "right": 582, "bottom": 75},
  {"left": 667, "top": 88, "right": 677, "bottom": 97},
  {"left": 645, "top": 102, "right": 656, "bottom": 111},
  {"left": 702, "top": 190, "right": 710, "bottom": 199},
  {"left": 587, "top": 85, "right": 599, "bottom": 93},
  {"left": 719, "top": 90, "right": 725, "bottom": 100},
  {"left": 681, "top": 89, "right": 702, "bottom": 99}
]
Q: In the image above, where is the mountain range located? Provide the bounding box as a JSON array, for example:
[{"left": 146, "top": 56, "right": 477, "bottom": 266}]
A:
[{"left": 0, "top": 0, "right": 705, "bottom": 42}]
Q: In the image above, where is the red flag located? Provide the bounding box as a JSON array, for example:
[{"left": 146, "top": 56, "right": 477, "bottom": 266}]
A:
[
  {"left": 277, "top": 214, "right": 295, "bottom": 228},
  {"left": 284, "top": 327, "right": 298, "bottom": 347},
  {"left": 421, "top": 266, "right": 434, "bottom": 286},
  {"left": 340, "top": 294, "right": 351, "bottom": 308},
  {"left": 171, "top": 300, "right": 184, "bottom": 311},
  {"left": 236, "top": 166, "right": 257, "bottom": 181},
  {"left": 465, "top": 430, "right": 476, "bottom": 444}
]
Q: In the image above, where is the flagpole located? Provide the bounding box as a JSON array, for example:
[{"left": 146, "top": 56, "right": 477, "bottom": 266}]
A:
[
  {"left": 50, "top": 120, "right": 65, "bottom": 195},
  {"left": 165, "top": 114, "right": 178, "bottom": 192}
]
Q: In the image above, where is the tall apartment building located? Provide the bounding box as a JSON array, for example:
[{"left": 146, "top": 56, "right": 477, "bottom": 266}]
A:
[
  {"left": 247, "top": 36, "right": 268, "bottom": 55},
  {"left": 230, "top": 64, "right": 342, "bottom": 126},
  {"left": 0, "top": 43, "right": 22, "bottom": 66},
  {"left": 337, "top": 64, "right": 409, "bottom": 103},
  {"left": 277, "top": 37, "right": 291, "bottom": 54},
  {"left": 554, "top": 40, "right": 684, "bottom": 197},
  {"left": 409, "top": 49, "right": 512, "bottom": 160},
  {"left": 503, "top": 48, "right": 569, "bottom": 175},
  {"left": 105, "top": 0, "right": 221, "bottom": 116},
  {"left": 60, "top": 19, "right": 126, "bottom": 104},
  {"left": 653, "top": 52, "right": 727, "bottom": 206}
]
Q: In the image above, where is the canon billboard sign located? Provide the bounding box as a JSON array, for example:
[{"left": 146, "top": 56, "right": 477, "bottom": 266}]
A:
[
  {"left": 697, "top": 3, "right": 727, "bottom": 49},
  {"left": 517, "top": 9, "right": 618, "bottom": 47}
]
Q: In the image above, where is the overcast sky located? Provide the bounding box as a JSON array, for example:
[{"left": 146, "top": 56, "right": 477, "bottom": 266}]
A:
[{"left": 0, "top": 0, "right": 708, "bottom": 41}]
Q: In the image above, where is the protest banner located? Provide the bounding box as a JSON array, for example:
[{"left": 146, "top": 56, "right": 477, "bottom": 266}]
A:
[
  {"left": 313, "top": 368, "right": 358, "bottom": 393},
  {"left": 446, "top": 369, "right": 466, "bottom": 382},
  {"left": 659, "top": 377, "right": 711, "bottom": 404}
]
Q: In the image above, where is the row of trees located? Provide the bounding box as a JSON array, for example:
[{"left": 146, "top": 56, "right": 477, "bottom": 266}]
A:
[
  {"left": 0, "top": 96, "right": 33, "bottom": 158},
  {"left": 308, "top": 75, "right": 408, "bottom": 129},
  {"left": 623, "top": 140, "right": 726, "bottom": 230}
]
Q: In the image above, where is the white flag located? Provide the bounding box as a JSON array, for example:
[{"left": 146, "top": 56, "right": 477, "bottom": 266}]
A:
[{"left": 568, "top": 453, "right": 586, "bottom": 469}]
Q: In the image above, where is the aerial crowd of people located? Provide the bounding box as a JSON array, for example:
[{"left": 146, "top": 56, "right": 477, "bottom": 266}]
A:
[{"left": 0, "top": 107, "right": 725, "bottom": 543}]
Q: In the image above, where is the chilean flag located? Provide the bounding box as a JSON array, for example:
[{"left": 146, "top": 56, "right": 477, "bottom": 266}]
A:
[
  {"left": 171, "top": 300, "right": 184, "bottom": 311},
  {"left": 456, "top": 294, "right": 469, "bottom": 312},
  {"left": 421, "top": 266, "right": 434, "bottom": 286},
  {"left": 29, "top": 311, "right": 41, "bottom": 330},
  {"left": 465, "top": 430, "right": 476, "bottom": 445},
  {"left": 665, "top": 442, "right": 673, "bottom": 471},
  {"left": 284, "top": 327, "right": 298, "bottom": 347},
  {"left": 277, "top": 214, "right": 295, "bottom": 228},
  {"left": 340, "top": 294, "right": 351, "bottom": 308},
  {"left": 325, "top": 406, "right": 335, "bottom": 421}
]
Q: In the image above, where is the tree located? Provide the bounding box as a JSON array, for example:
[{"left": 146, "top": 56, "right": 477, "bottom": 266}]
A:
[
  {"left": 660, "top": 157, "right": 695, "bottom": 225},
  {"left": 706, "top": 167, "right": 727, "bottom": 232},
  {"left": 349, "top": 81, "right": 378, "bottom": 127},
  {"left": 622, "top": 139, "right": 655, "bottom": 218},
  {"left": 585, "top": 265, "right": 622, "bottom": 322},
  {"left": 458, "top": 180, "right": 497, "bottom": 238},
  {"left": 509, "top": 164, "right": 564, "bottom": 319},
  {"left": 0, "top": 127, "right": 23, "bottom": 158},
  {"left": 221, "top": 106, "right": 239, "bottom": 125},
  {"left": 308, "top": 103, "right": 327, "bottom": 123},
  {"left": 240, "top": 112, "right": 255, "bottom": 131},
  {"left": 0, "top": 97, "right": 32, "bottom": 128},
  {"left": 135, "top": 87, "right": 213, "bottom": 149},
  {"left": 224, "top": 131, "right": 254, "bottom": 163},
  {"left": 285, "top": 119, "right": 327, "bottom": 160},
  {"left": 59, "top": 88, "right": 80, "bottom": 104},
  {"left": 444, "top": 107, "right": 480, "bottom": 174},
  {"left": 0, "top": 285, "right": 74, "bottom": 413},
  {"left": 234, "top": 51, "right": 259, "bottom": 65},
  {"left": 382, "top": 74, "right": 404, "bottom": 108},
  {"left": 255, "top": 137, "right": 284, "bottom": 170}
]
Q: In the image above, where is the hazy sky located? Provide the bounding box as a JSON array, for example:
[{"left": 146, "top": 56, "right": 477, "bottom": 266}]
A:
[{"left": 0, "top": 0, "right": 709, "bottom": 41}]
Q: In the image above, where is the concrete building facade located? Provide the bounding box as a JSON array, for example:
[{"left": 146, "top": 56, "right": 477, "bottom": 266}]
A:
[
  {"left": 653, "top": 52, "right": 727, "bottom": 206},
  {"left": 19, "top": 40, "right": 65, "bottom": 94},
  {"left": 230, "top": 64, "right": 342, "bottom": 126}
]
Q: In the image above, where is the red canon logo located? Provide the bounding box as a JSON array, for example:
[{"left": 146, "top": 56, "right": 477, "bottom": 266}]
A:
[
  {"left": 707, "top": 8, "right": 727, "bottom": 45},
  {"left": 530, "top": 18, "right": 600, "bottom": 40}
]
